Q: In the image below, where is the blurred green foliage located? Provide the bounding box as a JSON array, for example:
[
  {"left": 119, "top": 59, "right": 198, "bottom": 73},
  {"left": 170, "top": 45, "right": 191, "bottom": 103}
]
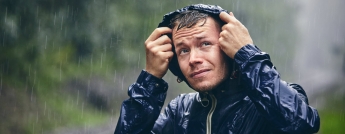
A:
[
  {"left": 318, "top": 85, "right": 345, "bottom": 134},
  {"left": 1, "top": 0, "right": 342, "bottom": 133}
]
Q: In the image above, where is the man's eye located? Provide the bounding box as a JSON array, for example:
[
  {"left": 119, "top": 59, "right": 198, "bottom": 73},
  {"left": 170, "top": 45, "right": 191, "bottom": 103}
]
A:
[
  {"left": 202, "top": 42, "right": 211, "bottom": 46},
  {"left": 180, "top": 49, "right": 189, "bottom": 55}
]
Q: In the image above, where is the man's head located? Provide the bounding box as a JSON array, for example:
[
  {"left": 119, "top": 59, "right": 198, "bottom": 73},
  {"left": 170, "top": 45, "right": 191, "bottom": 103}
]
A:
[{"left": 166, "top": 9, "right": 232, "bottom": 92}]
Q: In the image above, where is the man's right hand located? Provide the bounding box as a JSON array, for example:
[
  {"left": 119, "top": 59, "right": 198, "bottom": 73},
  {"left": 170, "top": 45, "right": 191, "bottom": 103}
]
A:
[{"left": 145, "top": 27, "right": 173, "bottom": 79}]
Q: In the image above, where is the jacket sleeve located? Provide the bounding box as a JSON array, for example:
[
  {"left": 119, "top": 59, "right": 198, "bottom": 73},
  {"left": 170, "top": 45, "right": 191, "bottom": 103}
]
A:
[
  {"left": 151, "top": 96, "right": 178, "bottom": 134},
  {"left": 234, "top": 44, "right": 320, "bottom": 133},
  {"left": 114, "top": 70, "right": 168, "bottom": 134}
]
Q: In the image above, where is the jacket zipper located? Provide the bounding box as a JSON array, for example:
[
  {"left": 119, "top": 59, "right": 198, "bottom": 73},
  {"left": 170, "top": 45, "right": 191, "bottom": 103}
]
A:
[{"left": 206, "top": 94, "right": 217, "bottom": 134}]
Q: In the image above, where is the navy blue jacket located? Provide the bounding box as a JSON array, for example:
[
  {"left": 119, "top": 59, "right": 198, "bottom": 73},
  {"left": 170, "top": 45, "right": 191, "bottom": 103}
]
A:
[{"left": 114, "top": 44, "right": 320, "bottom": 134}]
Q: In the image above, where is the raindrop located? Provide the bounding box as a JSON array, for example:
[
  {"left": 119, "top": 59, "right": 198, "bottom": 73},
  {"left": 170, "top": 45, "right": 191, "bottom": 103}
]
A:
[
  {"left": 110, "top": 37, "right": 113, "bottom": 48},
  {"left": 127, "top": 53, "right": 129, "bottom": 63},
  {"left": 77, "top": 90, "right": 79, "bottom": 105},
  {"left": 59, "top": 62, "right": 62, "bottom": 81},
  {"left": 44, "top": 101, "right": 46, "bottom": 116},
  {"left": 54, "top": 12, "right": 56, "bottom": 26},
  {"left": 61, "top": 16, "right": 64, "bottom": 30},
  {"left": 31, "top": 87, "right": 33, "bottom": 101},
  {"left": 45, "top": 35, "right": 47, "bottom": 49},
  {"left": 138, "top": 53, "right": 140, "bottom": 69},
  {"left": 64, "top": 27, "right": 67, "bottom": 37},
  {"left": 111, "top": 109, "right": 114, "bottom": 123},
  {"left": 36, "top": 111, "right": 38, "bottom": 123},
  {"left": 101, "top": 53, "right": 103, "bottom": 68},
  {"left": 87, "top": 80, "right": 90, "bottom": 97},
  {"left": 100, "top": 106, "right": 103, "bottom": 117},
  {"left": 114, "top": 70, "right": 117, "bottom": 83},
  {"left": 0, "top": 74, "right": 2, "bottom": 96},
  {"left": 11, "top": 19, "right": 13, "bottom": 32},
  {"left": 67, "top": 5, "right": 70, "bottom": 17},
  {"left": 78, "top": 56, "right": 81, "bottom": 68},
  {"left": 38, "top": 20, "right": 41, "bottom": 32},
  {"left": 75, "top": 20, "right": 78, "bottom": 30},
  {"left": 48, "top": 110, "right": 51, "bottom": 121},
  {"left": 106, "top": 65, "right": 109, "bottom": 76},
  {"left": 81, "top": 102, "right": 84, "bottom": 118},
  {"left": 5, "top": 7, "right": 7, "bottom": 23},
  {"left": 121, "top": 76, "right": 124, "bottom": 90},
  {"left": 2, "top": 31, "right": 4, "bottom": 46}
]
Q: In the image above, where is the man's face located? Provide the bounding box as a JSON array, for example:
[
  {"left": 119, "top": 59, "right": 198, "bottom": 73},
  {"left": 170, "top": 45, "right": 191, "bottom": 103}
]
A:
[{"left": 172, "top": 17, "right": 230, "bottom": 92}]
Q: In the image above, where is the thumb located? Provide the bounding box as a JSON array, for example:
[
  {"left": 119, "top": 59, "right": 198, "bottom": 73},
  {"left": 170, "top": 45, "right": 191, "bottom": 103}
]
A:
[{"left": 219, "top": 12, "right": 232, "bottom": 23}]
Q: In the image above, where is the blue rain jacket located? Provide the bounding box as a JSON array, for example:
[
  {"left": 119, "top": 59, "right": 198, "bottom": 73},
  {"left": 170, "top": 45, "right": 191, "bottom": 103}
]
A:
[{"left": 114, "top": 44, "right": 320, "bottom": 134}]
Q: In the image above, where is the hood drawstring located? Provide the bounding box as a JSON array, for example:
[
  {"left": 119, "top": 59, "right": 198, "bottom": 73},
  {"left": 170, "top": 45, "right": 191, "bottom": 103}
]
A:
[{"left": 197, "top": 92, "right": 210, "bottom": 107}]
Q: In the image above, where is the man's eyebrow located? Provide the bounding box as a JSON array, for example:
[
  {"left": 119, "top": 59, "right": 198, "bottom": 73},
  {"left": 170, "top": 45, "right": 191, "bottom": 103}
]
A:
[
  {"left": 196, "top": 35, "right": 206, "bottom": 40},
  {"left": 174, "top": 35, "right": 206, "bottom": 48},
  {"left": 175, "top": 42, "right": 184, "bottom": 48}
]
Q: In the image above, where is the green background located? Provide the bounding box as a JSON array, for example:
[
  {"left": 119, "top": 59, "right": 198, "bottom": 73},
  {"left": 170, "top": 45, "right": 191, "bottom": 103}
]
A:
[{"left": 0, "top": 0, "right": 344, "bottom": 133}]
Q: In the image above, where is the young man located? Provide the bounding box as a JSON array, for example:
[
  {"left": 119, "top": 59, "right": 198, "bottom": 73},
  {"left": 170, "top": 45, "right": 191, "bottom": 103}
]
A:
[{"left": 115, "top": 4, "right": 320, "bottom": 134}]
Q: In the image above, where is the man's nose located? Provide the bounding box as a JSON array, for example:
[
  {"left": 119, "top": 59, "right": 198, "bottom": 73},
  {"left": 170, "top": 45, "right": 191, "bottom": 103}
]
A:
[{"left": 189, "top": 49, "right": 203, "bottom": 66}]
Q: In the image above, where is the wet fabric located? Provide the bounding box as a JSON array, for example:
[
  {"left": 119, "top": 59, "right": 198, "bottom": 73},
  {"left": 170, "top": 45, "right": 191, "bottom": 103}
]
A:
[{"left": 114, "top": 44, "right": 320, "bottom": 134}]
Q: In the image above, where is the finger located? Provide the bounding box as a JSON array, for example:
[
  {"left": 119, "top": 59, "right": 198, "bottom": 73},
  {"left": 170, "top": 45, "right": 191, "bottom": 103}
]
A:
[
  {"left": 221, "top": 23, "right": 234, "bottom": 32},
  {"left": 229, "top": 12, "right": 234, "bottom": 17},
  {"left": 160, "top": 44, "right": 172, "bottom": 52},
  {"left": 154, "top": 35, "right": 172, "bottom": 46},
  {"left": 159, "top": 51, "right": 174, "bottom": 61},
  {"left": 219, "top": 30, "right": 229, "bottom": 38},
  {"left": 154, "top": 44, "right": 173, "bottom": 57},
  {"left": 152, "top": 43, "right": 172, "bottom": 53},
  {"left": 219, "top": 12, "right": 233, "bottom": 23},
  {"left": 146, "top": 35, "right": 171, "bottom": 49},
  {"left": 146, "top": 27, "right": 172, "bottom": 43}
]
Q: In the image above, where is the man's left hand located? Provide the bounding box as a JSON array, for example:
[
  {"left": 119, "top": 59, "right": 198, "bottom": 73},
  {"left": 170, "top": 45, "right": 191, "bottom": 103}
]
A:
[{"left": 219, "top": 12, "right": 253, "bottom": 59}]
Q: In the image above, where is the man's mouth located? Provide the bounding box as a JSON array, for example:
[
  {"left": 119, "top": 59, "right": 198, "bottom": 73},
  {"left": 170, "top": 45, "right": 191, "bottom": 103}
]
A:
[{"left": 190, "top": 69, "right": 210, "bottom": 78}]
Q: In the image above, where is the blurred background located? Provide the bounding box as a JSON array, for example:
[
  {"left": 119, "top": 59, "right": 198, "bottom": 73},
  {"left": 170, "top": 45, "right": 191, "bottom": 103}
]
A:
[{"left": 0, "top": 0, "right": 344, "bottom": 133}]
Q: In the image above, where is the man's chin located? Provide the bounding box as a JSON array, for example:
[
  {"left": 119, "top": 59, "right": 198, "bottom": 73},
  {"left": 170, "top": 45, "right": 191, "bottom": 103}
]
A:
[
  {"left": 190, "top": 82, "right": 217, "bottom": 92},
  {"left": 188, "top": 76, "right": 230, "bottom": 92}
]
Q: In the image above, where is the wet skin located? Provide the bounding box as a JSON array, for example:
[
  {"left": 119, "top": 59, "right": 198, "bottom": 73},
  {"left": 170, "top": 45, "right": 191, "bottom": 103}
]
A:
[{"left": 172, "top": 17, "right": 230, "bottom": 92}]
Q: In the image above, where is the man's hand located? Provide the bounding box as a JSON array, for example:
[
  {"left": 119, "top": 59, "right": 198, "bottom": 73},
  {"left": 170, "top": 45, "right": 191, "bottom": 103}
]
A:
[
  {"left": 145, "top": 27, "right": 173, "bottom": 79},
  {"left": 219, "top": 12, "right": 253, "bottom": 59}
]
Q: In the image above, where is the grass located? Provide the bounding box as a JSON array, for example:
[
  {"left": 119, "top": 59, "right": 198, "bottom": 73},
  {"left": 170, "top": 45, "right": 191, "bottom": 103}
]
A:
[{"left": 318, "top": 85, "right": 345, "bottom": 134}]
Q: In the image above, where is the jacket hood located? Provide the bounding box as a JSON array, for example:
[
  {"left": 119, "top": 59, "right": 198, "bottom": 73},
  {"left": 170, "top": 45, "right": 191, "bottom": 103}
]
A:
[{"left": 157, "top": 4, "right": 228, "bottom": 83}]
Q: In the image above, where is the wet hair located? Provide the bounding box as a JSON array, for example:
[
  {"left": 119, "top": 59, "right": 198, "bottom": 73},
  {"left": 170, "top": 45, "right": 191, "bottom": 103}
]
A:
[
  {"left": 169, "top": 10, "right": 209, "bottom": 30},
  {"left": 169, "top": 10, "right": 224, "bottom": 31}
]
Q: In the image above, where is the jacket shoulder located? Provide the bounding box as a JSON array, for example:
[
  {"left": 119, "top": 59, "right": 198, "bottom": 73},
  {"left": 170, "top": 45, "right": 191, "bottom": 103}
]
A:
[
  {"left": 167, "top": 92, "right": 198, "bottom": 113},
  {"left": 171, "top": 92, "right": 198, "bottom": 105}
]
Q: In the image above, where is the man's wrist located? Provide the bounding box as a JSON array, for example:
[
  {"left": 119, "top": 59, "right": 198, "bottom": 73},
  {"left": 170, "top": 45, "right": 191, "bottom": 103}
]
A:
[
  {"left": 136, "top": 70, "right": 168, "bottom": 92},
  {"left": 234, "top": 44, "right": 262, "bottom": 66},
  {"left": 145, "top": 69, "right": 163, "bottom": 79}
]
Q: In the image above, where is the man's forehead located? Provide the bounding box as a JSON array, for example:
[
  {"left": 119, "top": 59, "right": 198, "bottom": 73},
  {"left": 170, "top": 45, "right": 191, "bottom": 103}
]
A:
[
  {"left": 172, "top": 17, "right": 219, "bottom": 43},
  {"left": 174, "top": 34, "right": 207, "bottom": 47},
  {"left": 172, "top": 27, "right": 206, "bottom": 44}
]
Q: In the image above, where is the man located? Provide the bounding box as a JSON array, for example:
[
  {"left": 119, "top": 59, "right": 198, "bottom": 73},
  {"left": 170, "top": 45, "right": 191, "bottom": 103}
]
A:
[{"left": 115, "top": 4, "right": 320, "bottom": 134}]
